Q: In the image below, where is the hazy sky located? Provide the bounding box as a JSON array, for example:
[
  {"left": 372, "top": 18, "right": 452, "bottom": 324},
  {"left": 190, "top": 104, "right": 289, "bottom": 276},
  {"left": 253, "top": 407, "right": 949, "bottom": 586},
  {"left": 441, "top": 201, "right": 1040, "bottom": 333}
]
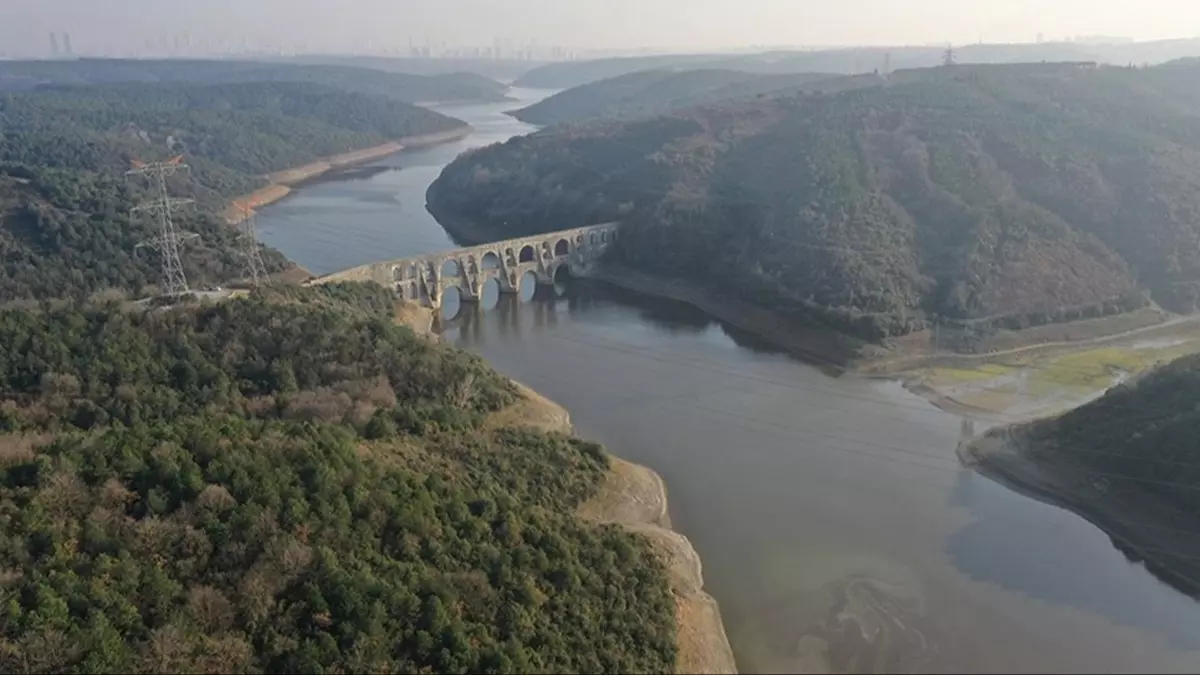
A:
[{"left": 3, "top": 0, "right": 1200, "bottom": 56}]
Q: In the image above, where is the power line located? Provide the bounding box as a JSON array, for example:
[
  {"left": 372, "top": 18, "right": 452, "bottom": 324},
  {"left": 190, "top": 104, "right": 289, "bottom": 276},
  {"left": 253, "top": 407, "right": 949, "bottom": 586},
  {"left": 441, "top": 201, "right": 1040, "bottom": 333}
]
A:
[
  {"left": 127, "top": 156, "right": 197, "bottom": 298},
  {"left": 943, "top": 45, "right": 957, "bottom": 67},
  {"left": 232, "top": 202, "right": 269, "bottom": 287}
]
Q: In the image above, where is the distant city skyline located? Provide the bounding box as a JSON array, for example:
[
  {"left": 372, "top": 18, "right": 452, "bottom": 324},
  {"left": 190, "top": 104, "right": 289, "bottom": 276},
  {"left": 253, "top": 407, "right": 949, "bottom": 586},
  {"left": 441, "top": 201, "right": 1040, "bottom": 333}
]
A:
[{"left": 2, "top": 0, "right": 1200, "bottom": 60}]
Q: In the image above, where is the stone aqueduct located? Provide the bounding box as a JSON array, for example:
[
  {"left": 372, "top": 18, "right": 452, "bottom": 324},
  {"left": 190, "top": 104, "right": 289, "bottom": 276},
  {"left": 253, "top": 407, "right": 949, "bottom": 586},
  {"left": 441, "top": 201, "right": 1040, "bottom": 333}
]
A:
[{"left": 311, "top": 222, "right": 621, "bottom": 309}]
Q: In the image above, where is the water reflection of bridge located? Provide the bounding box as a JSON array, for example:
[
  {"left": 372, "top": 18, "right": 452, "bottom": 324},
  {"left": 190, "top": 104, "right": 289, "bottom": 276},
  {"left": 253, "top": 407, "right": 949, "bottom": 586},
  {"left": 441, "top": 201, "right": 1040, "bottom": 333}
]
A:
[{"left": 310, "top": 222, "right": 620, "bottom": 310}]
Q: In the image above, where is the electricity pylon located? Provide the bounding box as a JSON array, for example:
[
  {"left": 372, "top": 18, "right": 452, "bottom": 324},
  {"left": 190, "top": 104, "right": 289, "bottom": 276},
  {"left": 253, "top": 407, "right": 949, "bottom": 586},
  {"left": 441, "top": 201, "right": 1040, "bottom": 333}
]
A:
[
  {"left": 232, "top": 201, "right": 269, "bottom": 287},
  {"left": 127, "top": 156, "right": 196, "bottom": 298}
]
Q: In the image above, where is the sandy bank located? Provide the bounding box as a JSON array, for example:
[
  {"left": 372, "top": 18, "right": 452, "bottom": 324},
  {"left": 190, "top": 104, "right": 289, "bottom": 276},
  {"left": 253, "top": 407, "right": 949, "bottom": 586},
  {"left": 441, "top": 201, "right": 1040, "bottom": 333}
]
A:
[
  {"left": 960, "top": 434, "right": 1200, "bottom": 597},
  {"left": 223, "top": 126, "right": 471, "bottom": 225},
  {"left": 493, "top": 379, "right": 737, "bottom": 674},
  {"left": 577, "top": 457, "right": 738, "bottom": 674}
]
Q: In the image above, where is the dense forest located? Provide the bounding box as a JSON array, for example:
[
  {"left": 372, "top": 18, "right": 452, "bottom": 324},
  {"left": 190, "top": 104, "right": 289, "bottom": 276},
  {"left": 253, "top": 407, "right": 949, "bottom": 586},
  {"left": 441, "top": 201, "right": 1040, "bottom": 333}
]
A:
[
  {"left": 0, "top": 80, "right": 464, "bottom": 186},
  {"left": 0, "top": 167, "right": 280, "bottom": 302},
  {"left": 510, "top": 69, "right": 836, "bottom": 126},
  {"left": 0, "top": 80, "right": 465, "bottom": 300},
  {"left": 431, "top": 61, "right": 1200, "bottom": 340},
  {"left": 0, "top": 283, "right": 677, "bottom": 673},
  {"left": 0, "top": 59, "right": 510, "bottom": 104}
]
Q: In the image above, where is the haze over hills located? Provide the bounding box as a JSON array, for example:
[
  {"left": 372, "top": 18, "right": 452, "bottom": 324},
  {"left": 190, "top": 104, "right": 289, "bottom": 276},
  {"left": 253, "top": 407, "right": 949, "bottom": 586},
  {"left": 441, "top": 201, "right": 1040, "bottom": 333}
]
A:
[
  {"left": 431, "top": 61, "right": 1200, "bottom": 341},
  {"left": 0, "top": 59, "right": 511, "bottom": 103},
  {"left": 272, "top": 54, "right": 544, "bottom": 85},
  {"left": 509, "top": 69, "right": 838, "bottom": 126},
  {"left": 514, "top": 38, "right": 1200, "bottom": 88}
]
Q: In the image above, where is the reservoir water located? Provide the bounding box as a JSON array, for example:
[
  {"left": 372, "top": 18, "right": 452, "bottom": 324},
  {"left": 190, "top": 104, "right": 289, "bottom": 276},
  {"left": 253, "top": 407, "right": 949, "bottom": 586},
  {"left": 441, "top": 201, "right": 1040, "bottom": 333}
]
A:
[{"left": 258, "top": 88, "right": 1200, "bottom": 673}]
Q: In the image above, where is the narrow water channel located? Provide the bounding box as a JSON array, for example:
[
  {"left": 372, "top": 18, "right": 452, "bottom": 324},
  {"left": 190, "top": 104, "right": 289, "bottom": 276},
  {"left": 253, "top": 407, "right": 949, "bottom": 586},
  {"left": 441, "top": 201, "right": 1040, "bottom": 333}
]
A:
[{"left": 257, "top": 90, "right": 1200, "bottom": 674}]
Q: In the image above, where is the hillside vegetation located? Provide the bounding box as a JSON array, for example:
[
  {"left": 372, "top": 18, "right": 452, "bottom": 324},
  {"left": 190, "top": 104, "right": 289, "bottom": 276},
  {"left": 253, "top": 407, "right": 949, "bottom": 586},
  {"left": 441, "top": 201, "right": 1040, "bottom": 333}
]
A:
[
  {"left": 0, "top": 59, "right": 510, "bottom": 103},
  {"left": 510, "top": 69, "right": 836, "bottom": 126},
  {"left": 0, "top": 283, "right": 677, "bottom": 673},
  {"left": 0, "top": 80, "right": 464, "bottom": 300},
  {"left": 965, "top": 352, "right": 1200, "bottom": 594},
  {"left": 430, "top": 62, "right": 1200, "bottom": 341},
  {"left": 1001, "top": 353, "right": 1200, "bottom": 512}
]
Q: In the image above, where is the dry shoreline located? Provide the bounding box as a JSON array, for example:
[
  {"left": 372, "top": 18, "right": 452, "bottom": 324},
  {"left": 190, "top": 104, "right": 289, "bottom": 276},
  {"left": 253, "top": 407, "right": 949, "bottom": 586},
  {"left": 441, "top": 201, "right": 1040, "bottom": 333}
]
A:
[
  {"left": 230, "top": 126, "right": 471, "bottom": 284},
  {"left": 586, "top": 262, "right": 1200, "bottom": 595},
  {"left": 393, "top": 303, "right": 738, "bottom": 674},
  {"left": 507, "top": 385, "right": 738, "bottom": 675},
  {"left": 223, "top": 126, "right": 472, "bottom": 225},
  {"left": 569, "top": 262, "right": 1200, "bottom": 592}
]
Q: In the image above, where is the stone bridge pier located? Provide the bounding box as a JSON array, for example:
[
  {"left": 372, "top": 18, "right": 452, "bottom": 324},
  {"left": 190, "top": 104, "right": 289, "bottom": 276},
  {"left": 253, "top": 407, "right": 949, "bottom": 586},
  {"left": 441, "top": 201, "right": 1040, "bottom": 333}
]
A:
[{"left": 311, "top": 222, "right": 621, "bottom": 311}]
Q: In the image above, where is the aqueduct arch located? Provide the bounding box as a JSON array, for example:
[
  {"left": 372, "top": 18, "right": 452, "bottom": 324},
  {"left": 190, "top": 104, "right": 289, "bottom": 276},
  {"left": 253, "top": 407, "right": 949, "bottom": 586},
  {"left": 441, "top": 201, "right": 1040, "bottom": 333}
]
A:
[{"left": 310, "top": 222, "right": 621, "bottom": 312}]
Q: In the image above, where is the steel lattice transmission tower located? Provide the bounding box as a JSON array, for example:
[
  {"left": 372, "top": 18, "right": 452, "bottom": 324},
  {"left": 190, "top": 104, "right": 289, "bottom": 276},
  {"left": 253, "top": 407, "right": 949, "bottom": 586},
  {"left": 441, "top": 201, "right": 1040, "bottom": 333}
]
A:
[
  {"left": 127, "top": 156, "right": 196, "bottom": 298},
  {"left": 232, "top": 201, "right": 269, "bottom": 287}
]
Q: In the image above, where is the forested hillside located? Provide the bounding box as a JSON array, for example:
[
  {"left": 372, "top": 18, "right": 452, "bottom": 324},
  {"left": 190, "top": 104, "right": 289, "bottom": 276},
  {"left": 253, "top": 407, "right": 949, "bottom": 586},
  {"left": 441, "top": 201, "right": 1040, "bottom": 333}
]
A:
[
  {"left": 960, "top": 351, "right": 1200, "bottom": 597},
  {"left": 510, "top": 69, "right": 835, "bottom": 126},
  {"left": 0, "top": 284, "right": 677, "bottom": 673},
  {"left": 431, "top": 62, "right": 1200, "bottom": 340},
  {"left": 0, "top": 81, "right": 463, "bottom": 189},
  {"left": 0, "top": 59, "right": 510, "bottom": 103},
  {"left": 997, "top": 353, "right": 1200, "bottom": 513},
  {"left": 0, "top": 80, "right": 464, "bottom": 300},
  {"left": 0, "top": 168, "right": 271, "bottom": 302}
]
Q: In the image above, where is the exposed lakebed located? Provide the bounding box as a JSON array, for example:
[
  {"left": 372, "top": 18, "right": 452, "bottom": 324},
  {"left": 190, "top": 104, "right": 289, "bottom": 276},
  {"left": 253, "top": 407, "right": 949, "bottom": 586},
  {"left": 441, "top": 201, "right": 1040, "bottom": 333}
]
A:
[{"left": 257, "top": 89, "right": 1200, "bottom": 673}]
